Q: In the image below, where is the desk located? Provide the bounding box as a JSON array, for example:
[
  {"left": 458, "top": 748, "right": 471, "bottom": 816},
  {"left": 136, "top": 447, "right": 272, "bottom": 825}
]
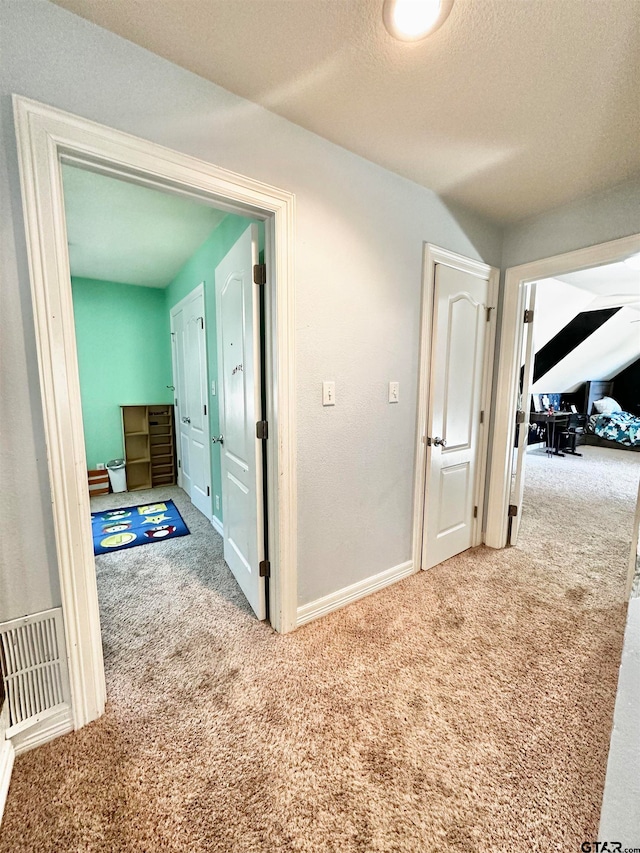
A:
[{"left": 529, "top": 411, "right": 584, "bottom": 457}]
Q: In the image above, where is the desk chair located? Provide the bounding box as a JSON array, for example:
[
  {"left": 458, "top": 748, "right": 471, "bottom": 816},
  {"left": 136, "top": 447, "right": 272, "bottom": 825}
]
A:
[{"left": 554, "top": 413, "right": 586, "bottom": 456}]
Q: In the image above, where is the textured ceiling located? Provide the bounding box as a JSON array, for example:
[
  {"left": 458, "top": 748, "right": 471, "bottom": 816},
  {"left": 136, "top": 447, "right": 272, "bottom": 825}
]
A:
[
  {"left": 555, "top": 262, "right": 640, "bottom": 306},
  {"left": 51, "top": 0, "right": 640, "bottom": 225},
  {"left": 63, "top": 165, "right": 226, "bottom": 287}
]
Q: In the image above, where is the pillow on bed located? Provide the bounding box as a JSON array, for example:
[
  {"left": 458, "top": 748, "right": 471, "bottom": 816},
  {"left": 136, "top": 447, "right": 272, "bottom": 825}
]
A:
[{"left": 593, "top": 396, "right": 622, "bottom": 414}]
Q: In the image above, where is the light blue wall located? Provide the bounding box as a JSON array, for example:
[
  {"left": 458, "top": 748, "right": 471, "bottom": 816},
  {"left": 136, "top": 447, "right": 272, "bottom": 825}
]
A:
[
  {"left": 166, "top": 215, "right": 264, "bottom": 521},
  {"left": 501, "top": 177, "right": 640, "bottom": 268},
  {"left": 0, "top": 0, "right": 505, "bottom": 622}
]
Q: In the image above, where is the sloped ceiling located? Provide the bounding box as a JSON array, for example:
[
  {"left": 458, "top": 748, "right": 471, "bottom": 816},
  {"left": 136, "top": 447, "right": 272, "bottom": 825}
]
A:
[
  {"left": 531, "top": 263, "right": 640, "bottom": 393},
  {"left": 63, "top": 165, "right": 226, "bottom": 287},
  {"left": 531, "top": 308, "right": 640, "bottom": 394},
  {"left": 51, "top": 0, "right": 640, "bottom": 225}
]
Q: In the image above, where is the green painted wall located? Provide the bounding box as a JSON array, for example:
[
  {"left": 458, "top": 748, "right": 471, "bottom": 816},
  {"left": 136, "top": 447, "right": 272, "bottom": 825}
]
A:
[
  {"left": 166, "top": 214, "right": 263, "bottom": 522},
  {"left": 72, "top": 277, "right": 173, "bottom": 469}
]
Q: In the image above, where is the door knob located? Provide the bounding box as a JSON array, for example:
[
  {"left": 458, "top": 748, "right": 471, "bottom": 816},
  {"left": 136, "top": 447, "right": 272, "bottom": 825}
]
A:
[
  {"left": 426, "top": 435, "right": 447, "bottom": 447},
  {"left": 212, "top": 435, "right": 224, "bottom": 445},
  {"left": 182, "top": 416, "right": 191, "bottom": 424}
]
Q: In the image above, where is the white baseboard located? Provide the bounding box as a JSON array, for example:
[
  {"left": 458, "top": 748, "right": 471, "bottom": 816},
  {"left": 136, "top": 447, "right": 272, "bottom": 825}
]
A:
[
  {"left": 297, "top": 560, "right": 415, "bottom": 627},
  {"left": 211, "top": 515, "right": 223, "bottom": 537},
  {"left": 0, "top": 738, "right": 15, "bottom": 825},
  {"left": 10, "top": 705, "right": 74, "bottom": 756}
]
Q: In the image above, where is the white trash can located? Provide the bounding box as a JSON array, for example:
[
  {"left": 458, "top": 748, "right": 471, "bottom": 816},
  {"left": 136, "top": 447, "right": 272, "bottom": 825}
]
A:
[{"left": 106, "top": 459, "right": 127, "bottom": 493}]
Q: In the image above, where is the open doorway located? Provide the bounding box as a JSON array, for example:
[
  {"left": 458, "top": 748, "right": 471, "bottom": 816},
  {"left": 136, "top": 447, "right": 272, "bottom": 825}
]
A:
[
  {"left": 41, "top": 161, "right": 272, "bottom": 726},
  {"left": 487, "top": 232, "right": 640, "bottom": 551},
  {"left": 509, "top": 258, "right": 640, "bottom": 533},
  {"left": 64, "top": 160, "right": 268, "bottom": 602},
  {"left": 504, "top": 259, "right": 640, "bottom": 611},
  {"left": 13, "top": 97, "right": 297, "bottom": 742},
  {"left": 508, "top": 259, "right": 640, "bottom": 546}
]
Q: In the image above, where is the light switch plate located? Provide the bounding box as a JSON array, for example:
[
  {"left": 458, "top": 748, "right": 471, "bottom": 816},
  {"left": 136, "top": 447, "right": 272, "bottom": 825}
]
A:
[
  {"left": 389, "top": 381, "right": 399, "bottom": 403},
  {"left": 322, "top": 381, "right": 335, "bottom": 406}
]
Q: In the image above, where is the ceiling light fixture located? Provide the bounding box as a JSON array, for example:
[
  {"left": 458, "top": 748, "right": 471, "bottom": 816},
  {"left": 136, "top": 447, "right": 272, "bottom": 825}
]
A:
[
  {"left": 383, "top": 0, "right": 454, "bottom": 42},
  {"left": 623, "top": 252, "right": 640, "bottom": 270}
]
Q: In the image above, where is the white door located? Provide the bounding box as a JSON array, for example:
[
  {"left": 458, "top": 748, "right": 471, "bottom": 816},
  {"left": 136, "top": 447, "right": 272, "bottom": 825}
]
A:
[
  {"left": 422, "top": 263, "right": 493, "bottom": 569},
  {"left": 215, "top": 225, "right": 266, "bottom": 620},
  {"left": 509, "top": 282, "right": 537, "bottom": 545},
  {"left": 170, "top": 284, "right": 212, "bottom": 519}
]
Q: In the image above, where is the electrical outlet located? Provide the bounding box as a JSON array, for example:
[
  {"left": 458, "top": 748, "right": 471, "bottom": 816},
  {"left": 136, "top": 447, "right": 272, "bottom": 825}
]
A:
[
  {"left": 322, "top": 381, "right": 335, "bottom": 406},
  {"left": 388, "top": 381, "right": 399, "bottom": 403},
  {"left": 215, "top": 495, "right": 220, "bottom": 511}
]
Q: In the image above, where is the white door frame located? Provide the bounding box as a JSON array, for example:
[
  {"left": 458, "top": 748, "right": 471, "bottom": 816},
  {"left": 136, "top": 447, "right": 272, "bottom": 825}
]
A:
[
  {"left": 485, "top": 232, "right": 640, "bottom": 548},
  {"left": 13, "top": 95, "right": 298, "bottom": 733},
  {"left": 508, "top": 281, "right": 537, "bottom": 546},
  {"left": 411, "top": 244, "right": 499, "bottom": 571},
  {"left": 170, "top": 282, "right": 212, "bottom": 518}
]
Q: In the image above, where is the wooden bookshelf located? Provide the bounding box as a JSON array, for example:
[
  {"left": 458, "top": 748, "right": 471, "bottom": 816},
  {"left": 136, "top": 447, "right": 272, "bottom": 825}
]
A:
[
  {"left": 148, "top": 404, "right": 176, "bottom": 486},
  {"left": 121, "top": 404, "right": 176, "bottom": 490}
]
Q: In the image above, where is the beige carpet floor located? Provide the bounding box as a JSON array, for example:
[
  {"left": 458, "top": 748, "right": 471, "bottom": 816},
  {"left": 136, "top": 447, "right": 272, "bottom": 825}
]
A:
[{"left": 2, "top": 445, "right": 639, "bottom": 852}]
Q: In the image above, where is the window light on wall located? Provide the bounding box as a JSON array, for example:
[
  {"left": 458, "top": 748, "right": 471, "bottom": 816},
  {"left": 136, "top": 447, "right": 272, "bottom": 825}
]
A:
[{"left": 383, "top": 0, "right": 454, "bottom": 41}]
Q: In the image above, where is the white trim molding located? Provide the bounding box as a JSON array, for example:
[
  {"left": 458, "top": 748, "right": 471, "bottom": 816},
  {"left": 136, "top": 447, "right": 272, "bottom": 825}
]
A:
[
  {"left": 297, "top": 561, "right": 415, "bottom": 627},
  {"left": 485, "top": 232, "right": 640, "bottom": 548},
  {"left": 412, "top": 244, "right": 499, "bottom": 572},
  {"left": 12, "top": 95, "right": 298, "bottom": 738},
  {"left": 0, "top": 738, "right": 15, "bottom": 826},
  {"left": 170, "top": 282, "right": 213, "bottom": 521},
  {"left": 211, "top": 516, "right": 224, "bottom": 537}
]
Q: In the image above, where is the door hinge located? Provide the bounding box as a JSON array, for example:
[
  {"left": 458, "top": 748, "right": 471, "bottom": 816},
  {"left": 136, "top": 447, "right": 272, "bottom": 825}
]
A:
[
  {"left": 515, "top": 410, "right": 526, "bottom": 424},
  {"left": 204, "top": 404, "right": 207, "bottom": 416},
  {"left": 473, "top": 506, "right": 478, "bottom": 518},
  {"left": 480, "top": 410, "right": 484, "bottom": 424},
  {"left": 256, "top": 420, "right": 268, "bottom": 440},
  {"left": 524, "top": 309, "right": 534, "bottom": 324},
  {"left": 486, "top": 306, "right": 494, "bottom": 322},
  {"left": 253, "top": 264, "right": 267, "bottom": 286},
  {"left": 175, "top": 398, "right": 178, "bottom": 407},
  {"left": 198, "top": 316, "right": 204, "bottom": 329},
  {"left": 259, "top": 559, "right": 270, "bottom": 577},
  {"left": 207, "top": 486, "right": 210, "bottom": 496},
  {"left": 508, "top": 504, "right": 518, "bottom": 517},
  {"left": 178, "top": 459, "right": 181, "bottom": 469}
]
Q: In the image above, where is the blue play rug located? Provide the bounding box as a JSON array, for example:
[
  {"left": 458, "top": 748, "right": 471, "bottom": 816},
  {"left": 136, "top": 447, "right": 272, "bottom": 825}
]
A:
[{"left": 91, "top": 500, "right": 190, "bottom": 556}]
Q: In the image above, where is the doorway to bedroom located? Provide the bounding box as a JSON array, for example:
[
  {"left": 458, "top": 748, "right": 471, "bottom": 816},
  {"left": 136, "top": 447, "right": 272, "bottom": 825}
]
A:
[
  {"left": 14, "top": 97, "right": 297, "bottom": 740},
  {"left": 63, "top": 161, "right": 271, "bottom": 711},
  {"left": 505, "top": 254, "right": 640, "bottom": 610}
]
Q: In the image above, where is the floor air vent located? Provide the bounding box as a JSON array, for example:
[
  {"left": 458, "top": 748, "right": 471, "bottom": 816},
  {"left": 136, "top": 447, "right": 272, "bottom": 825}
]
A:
[{"left": 0, "top": 608, "right": 71, "bottom": 736}]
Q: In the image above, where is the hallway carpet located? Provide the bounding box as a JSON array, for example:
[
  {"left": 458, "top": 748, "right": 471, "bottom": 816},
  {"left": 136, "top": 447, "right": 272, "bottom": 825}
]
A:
[{"left": 2, "top": 447, "right": 639, "bottom": 852}]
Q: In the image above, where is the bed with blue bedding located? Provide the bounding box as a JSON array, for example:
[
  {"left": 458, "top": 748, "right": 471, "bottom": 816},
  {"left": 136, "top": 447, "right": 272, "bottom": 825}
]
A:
[
  {"left": 588, "top": 411, "right": 640, "bottom": 447},
  {"left": 583, "top": 380, "right": 640, "bottom": 451}
]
